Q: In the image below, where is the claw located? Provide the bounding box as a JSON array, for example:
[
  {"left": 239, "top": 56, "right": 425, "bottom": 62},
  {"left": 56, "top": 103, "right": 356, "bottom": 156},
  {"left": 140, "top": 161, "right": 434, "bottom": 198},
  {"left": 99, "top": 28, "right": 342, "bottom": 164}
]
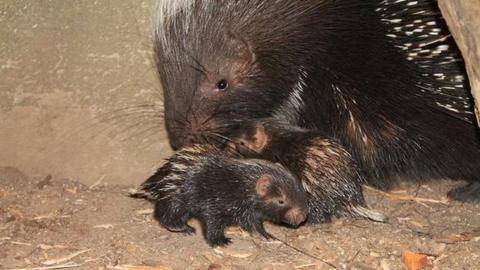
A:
[
  {"left": 254, "top": 222, "right": 273, "bottom": 240},
  {"left": 207, "top": 236, "right": 232, "bottom": 247}
]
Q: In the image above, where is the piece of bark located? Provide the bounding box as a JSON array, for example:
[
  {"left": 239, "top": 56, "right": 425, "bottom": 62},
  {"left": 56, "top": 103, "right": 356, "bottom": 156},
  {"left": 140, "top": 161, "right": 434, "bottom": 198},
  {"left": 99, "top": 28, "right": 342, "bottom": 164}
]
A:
[{"left": 438, "top": 0, "right": 480, "bottom": 126}]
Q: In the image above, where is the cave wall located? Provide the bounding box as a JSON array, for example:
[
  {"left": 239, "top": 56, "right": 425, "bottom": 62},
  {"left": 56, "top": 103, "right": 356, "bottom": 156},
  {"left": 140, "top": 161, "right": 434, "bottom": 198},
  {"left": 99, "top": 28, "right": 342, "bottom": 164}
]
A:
[{"left": 0, "top": 0, "right": 171, "bottom": 186}]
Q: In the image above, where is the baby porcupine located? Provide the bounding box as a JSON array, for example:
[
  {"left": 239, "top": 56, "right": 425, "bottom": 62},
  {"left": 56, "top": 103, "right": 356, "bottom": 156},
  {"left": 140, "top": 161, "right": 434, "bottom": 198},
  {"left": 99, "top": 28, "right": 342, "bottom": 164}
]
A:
[{"left": 130, "top": 145, "right": 308, "bottom": 247}]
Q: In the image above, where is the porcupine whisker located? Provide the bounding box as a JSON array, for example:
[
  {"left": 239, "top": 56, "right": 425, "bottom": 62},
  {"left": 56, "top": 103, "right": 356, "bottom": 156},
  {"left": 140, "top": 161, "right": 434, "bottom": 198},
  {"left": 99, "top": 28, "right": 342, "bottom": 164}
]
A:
[
  {"left": 184, "top": 97, "right": 196, "bottom": 125},
  {"left": 81, "top": 112, "right": 162, "bottom": 144},
  {"left": 200, "top": 134, "right": 213, "bottom": 146},
  {"left": 46, "top": 106, "right": 162, "bottom": 155},
  {"left": 110, "top": 119, "right": 163, "bottom": 142},
  {"left": 200, "top": 94, "right": 233, "bottom": 126},
  {"left": 173, "top": 118, "right": 188, "bottom": 128},
  {"left": 97, "top": 103, "right": 159, "bottom": 114},
  {"left": 186, "top": 52, "right": 210, "bottom": 74},
  {"left": 204, "top": 132, "right": 245, "bottom": 157},
  {"left": 191, "top": 109, "right": 201, "bottom": 127},
  {"left": 168, "top": 125, "right": 188, "bottom": 134},
  {"left": 94, "top": 105, "right": 162, "bottom": 122},
  {"left": 81, "top": 118, "right": 162, "bottom": 144},
  {"left": 167, "top": 108, "right": 190, "bottom": 127},
  {"left": 182, "top": 53, "right": 207, "bottom": 123},
  {"left": 187, "top": 64, "right": 207, "bottom": 77},
  {"left": 200, "top": 109, "right": 221, "bottom": 127},
  {"left": 196, "top": 96, "right": 209, "bottom": 116},
  {"left": 97, "top": 110, "right": 162, "bottom": 126},
  {"left": 202, "top": 133, "right": 226, "bottom": 147},
  {"left": 205, "top": 132, "right": 234, "bottom": 144},
  {"left": 118, "top": 123, "right": 165, "bottom": 143},
  {"left": 96, "top": 114, "right": 163, "bottom": 137},
  {"left": 95, "top": 108, "right": 162, "bottom": 124}
]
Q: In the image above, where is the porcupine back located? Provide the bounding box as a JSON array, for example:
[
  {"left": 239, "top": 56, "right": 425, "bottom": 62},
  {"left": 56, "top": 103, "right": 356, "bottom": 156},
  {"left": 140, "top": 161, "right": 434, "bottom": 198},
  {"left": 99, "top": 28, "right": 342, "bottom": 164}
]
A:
[
  {"left": 349, "top": 0, "right": 480, "bottom": 185},
  {"left": 379, "top": 0, "right": 473, "bottom": 121},
  {"left": 131, "top": 145, "right": 307, "bottom": 215},
  {"left": 130, "top": 145, "right": 215, "bottom": 201}
]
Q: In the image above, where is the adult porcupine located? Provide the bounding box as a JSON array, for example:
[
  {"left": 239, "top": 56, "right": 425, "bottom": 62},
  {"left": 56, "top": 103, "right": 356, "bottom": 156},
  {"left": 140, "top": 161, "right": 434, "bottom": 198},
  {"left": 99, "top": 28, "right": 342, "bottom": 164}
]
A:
[
  {"left": 153, "top": 0, "right": 480, "bottom": 223},
  {"left": 130, "top": 145, "right": 308, "bottom": 246}
]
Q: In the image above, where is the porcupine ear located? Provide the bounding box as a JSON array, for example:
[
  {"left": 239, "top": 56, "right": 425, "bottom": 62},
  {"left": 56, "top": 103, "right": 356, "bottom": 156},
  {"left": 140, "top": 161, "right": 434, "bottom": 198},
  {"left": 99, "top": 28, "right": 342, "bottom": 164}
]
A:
[
  {"left": 238, "top": 125, "right": 269, "bottom": 153},
  {"left": 250, "top": 125, "right": 268, "bottom": 152},
  {"left": 225, "top": 30, "right": 256, "bottom": 65},
  {"left": 256, "top": 174, "right": 274, "bottom": 198}
]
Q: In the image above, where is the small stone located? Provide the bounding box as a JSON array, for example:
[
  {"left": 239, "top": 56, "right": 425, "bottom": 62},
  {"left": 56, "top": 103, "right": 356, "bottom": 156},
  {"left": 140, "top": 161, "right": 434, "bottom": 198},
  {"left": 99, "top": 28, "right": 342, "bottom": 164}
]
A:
[
  {"left": 450, "top": 216, "right": 461, "bottom": 222},
  {"left": 380, "top": 259, "right": 393, "bottom": 270},
  {"left": 431, "top": 243, "right": 447, "bottom": 254},
  {"left": 370, "top": 252, "right": 381, "bottom": 257}
]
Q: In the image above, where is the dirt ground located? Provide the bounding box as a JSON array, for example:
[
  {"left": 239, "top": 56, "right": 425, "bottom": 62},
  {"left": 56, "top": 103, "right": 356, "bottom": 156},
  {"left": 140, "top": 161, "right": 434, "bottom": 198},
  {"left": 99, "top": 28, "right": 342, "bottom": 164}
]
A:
[{"left": 1, "top": 166, "right": 479, "bottom": 270}]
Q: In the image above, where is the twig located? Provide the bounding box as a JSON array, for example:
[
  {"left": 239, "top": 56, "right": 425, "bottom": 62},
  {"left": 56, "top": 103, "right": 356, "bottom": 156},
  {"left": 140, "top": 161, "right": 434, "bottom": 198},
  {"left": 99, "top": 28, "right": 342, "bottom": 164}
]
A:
[
  {"left": 33, "top": 214, "right": 71, "bottom": 220},
  {"left": 89, "top": 175, "right": 106, "bottom": 189},
  {"left": 364, "top": 185, "right": 449, "bottom": 205},
  {"left": 11, "top": 241, "right": 33, "bottom": 246},
  {"left": 347, "top": 248, "right": 362, "bottom": 265},
  {"left": 294, "top": 263, "right": 317, "bottom": 269},
  {"left": 270, "top": 234, "right": 338, "bottom": 269},
  {"left": 11, "top": 262, "right": 82, "bottom": 270}
]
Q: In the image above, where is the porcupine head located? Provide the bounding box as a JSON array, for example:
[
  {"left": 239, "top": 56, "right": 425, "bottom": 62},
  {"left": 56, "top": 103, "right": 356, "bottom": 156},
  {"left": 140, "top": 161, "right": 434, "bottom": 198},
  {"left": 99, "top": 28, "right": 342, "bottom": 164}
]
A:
[
  {"left": 155, "top": 1, "right": 325, "bottom": 150},
  {"left": 251, "top": 164, "right": 308, "bottom": 228}
]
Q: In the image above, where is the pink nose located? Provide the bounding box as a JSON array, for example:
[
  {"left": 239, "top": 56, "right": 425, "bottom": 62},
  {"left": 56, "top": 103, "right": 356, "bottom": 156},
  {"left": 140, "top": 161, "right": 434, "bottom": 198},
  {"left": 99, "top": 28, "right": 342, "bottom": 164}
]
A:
[{"left": 285, "top": 208, "right": 307, "bottom": 226}]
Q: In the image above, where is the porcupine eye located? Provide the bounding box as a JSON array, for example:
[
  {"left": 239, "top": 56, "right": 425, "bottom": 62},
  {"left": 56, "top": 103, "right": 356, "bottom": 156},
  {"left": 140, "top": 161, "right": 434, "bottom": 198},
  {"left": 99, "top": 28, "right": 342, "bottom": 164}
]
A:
[
  {"left": 278, "top": 199, "right": 285, "bottom": 205},
  {"left": 216, "top": 79, "right": 228, "bottom": 91}
]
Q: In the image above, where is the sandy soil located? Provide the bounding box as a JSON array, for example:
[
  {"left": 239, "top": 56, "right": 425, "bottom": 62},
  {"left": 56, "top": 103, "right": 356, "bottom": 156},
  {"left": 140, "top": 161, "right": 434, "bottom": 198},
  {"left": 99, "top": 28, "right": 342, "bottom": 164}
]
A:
[{"left": 1, "top": 166, "right": 479, "bottom": 270}]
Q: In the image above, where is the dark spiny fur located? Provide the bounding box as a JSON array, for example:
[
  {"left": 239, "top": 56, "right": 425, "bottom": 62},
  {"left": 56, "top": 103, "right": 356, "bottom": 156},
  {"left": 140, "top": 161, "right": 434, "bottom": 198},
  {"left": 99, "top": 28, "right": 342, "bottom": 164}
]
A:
[
  {"left": 154, "top": 0, "right": 480, "bottom": 222},
  {"left": 235, "top": 120, "right": 372, "bottom": 223},
  {"left": 131, "top": 145, "right": 308, "bottom": 247}
]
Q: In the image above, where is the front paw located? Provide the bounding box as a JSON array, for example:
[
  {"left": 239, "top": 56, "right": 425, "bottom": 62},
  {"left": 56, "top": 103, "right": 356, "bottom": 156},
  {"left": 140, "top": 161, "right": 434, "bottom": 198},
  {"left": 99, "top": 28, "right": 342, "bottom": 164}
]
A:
[
  {"left": 447, "top": 182, "right": 480, "bottom": 203},
  {"left": 181, "top": 225, "right": 196, "bottom": 235},
  {"left": 206, "top": 235, "right": 232, "bottom": 247}
]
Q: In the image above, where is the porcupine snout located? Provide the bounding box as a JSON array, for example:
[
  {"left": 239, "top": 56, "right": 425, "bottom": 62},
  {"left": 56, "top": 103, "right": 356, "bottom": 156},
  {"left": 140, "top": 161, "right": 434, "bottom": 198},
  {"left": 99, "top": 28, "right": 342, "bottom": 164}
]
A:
[
  {"left": 168, "top": 126, "right": 200, "bottom": 150},
  {"left": 168, "top": 114, "right": 215, "bottom": 149},
  {"left": 284, "top": 207, "right": 307, "bottom": 227}
]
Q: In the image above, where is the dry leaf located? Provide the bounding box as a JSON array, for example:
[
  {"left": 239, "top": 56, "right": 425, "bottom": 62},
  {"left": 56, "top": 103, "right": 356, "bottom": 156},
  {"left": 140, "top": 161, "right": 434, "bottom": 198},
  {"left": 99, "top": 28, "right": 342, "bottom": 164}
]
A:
[
  {"left": 214, "top": 247, "right": 252, "bottom": 259},
  {"left": 42, "top": 249, "right": 90, "bottom": 266},
  {"left": 447, "top": 227, "right": 480, "bottom": 242},
  {"left": 93, "top": 224, "right": 115, "bottom": 229},
  {"left": 65, "top": 187, "right": 77, "bottom": 194},
  {"left": 136, "top": 209, "right": 154, "bottom": 215},
  {"left": 207, "top": 263, "right": 222, "bottom": 270},
  {"left": 402, "top": 251, "right": 428, "bottom": 270}
]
